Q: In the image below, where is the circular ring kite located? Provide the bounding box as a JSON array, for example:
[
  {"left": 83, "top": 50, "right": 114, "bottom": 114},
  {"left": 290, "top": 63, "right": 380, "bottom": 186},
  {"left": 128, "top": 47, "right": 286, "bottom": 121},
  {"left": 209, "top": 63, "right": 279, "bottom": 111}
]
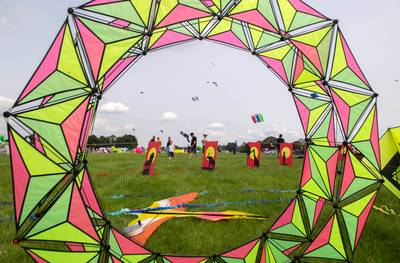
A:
[{"left": 4, "top": 0, "right": 385, "bottom": 262}]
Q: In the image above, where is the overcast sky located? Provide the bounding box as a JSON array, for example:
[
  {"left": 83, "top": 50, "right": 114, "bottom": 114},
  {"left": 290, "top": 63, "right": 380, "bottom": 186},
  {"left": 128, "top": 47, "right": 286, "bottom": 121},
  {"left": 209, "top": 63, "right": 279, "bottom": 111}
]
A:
[{"left": 0, "top": 1, "right": 399, "bottom": 146}]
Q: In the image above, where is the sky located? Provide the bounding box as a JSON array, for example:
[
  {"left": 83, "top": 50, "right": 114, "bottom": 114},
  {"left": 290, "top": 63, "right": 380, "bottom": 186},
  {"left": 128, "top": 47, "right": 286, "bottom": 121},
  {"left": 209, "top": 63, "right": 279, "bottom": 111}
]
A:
[{"left": 0, "top": 0, "right": 399, "bottom": 147}]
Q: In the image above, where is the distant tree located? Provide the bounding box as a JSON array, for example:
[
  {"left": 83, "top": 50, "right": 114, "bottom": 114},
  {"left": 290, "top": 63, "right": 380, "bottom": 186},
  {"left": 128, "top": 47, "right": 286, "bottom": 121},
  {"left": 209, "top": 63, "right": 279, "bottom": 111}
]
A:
[{"left": 262, "top": 136, "right": 277, "bottom": 149}]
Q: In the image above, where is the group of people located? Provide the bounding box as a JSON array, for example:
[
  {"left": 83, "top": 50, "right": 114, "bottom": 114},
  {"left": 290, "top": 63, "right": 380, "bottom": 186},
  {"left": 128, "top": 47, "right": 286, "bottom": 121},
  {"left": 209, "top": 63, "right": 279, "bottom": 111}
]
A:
[{"left": 149, "top": 132, "right": 208, "bottom": 161}]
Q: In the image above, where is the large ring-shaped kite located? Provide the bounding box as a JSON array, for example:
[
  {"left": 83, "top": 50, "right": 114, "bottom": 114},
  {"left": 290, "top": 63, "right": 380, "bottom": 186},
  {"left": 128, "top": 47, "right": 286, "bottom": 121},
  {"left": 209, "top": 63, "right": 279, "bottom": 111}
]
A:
[{"left": 4, "top": 0, "right": 384, "bottom": 262}]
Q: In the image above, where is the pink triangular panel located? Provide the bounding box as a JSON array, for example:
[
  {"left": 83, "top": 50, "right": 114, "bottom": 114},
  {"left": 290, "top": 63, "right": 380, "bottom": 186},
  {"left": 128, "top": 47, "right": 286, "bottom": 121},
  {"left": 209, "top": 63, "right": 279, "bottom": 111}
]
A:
[
  {"left": 283, "top": 244, "right": 301, "bottom": 255},
  {"left": 294, "top": 96, "right": 310, "bottom": 134},
  {"left": 208, "top": 31, "right": 248, "bottom": 50},
  {"left": 27, "top": 251, "right": 47, "bottom": 263},
  {"left": 327, "top": 113, "right": 335, "bottom": 147},
  {"left": 370, "top": 110, "right": 380, "bottom": 166},
  {"left": 355, "top": 193, "right": 376, "bottom": 247},
  {"left": 164, "top": 256, "right": 207, "bottom": 263},
  {"left": 76, "top": 18, "right": 105, "bottom": 80},
  {"left": 34, "top": 133, "right": 45, "bottom": 154},
  {"left": 327, "top": 151, "right": 338, "bottom": 194},
  {"left": 81, "top": 169, "right": 103, "bottom": 216},
  {"left": 151, "top": 30, "right": 194, "bottom": 49},
  {"left": 331, "top": 90, "right": 350, "bottom": 134},
  {"left": 112, "top": 256, "right": 123, "bottom": 263},
  {"left": 271, "top": 199, "right": 296, "bottom": 230},
  {"left": 80, "top": 107, "right": 94, "bottom": 149},
  {"left": 66, "top": 242, "right": 85, "bottom": 252},
  {"left": 339, "top": 33, "right": 369, "bottom": 86},
  {"left": 305, "top": 216, "right": 333, "bottom": 253},
  {"left": 313, "top": 198, "right": 325, "bottom": 227},
  {"left": 223, "top": 239, "right": 258, "bottom": 258},
  {"left": 293, "top": 54, "right": 305, "bottom": 82},
  {"left": 292, "top": 41, "right": 323, "bottom": 74},
  {"left": 111, "top": 19, "right": 130, "bottom": 28},
  {"left": 157, "top": 5, "right": 210, "bottom": 28},
  {"left": 260, "top": 56, "right": 288, "bottom": 83},
  {"left": 69, "top": 184, "right": 99, "bottom": 241},
  {"left": 301, "top": 149, "right": 311, "bottom": 186},
  {"left": 112, "top": 229, "right": 150, "bottom": 254},
  {"left": 340, "top": 153, "right": 355, "bottom": 197},
  {"left": 201, "top": 0, "right": 214, "bottom": 7},
  {"left": 231, "top": 10, "right": 276, "bottom": 32},
  {"left": 62, "top": 98, "right": 89, "bottom": 161},
  {"left": 19, "top": 25, "right": 65, "bottom": 102},
  {"left": 85, "top": 0, "right": 122, "bottom": 7},
  {"left": 9, "top": 130, "right": 30, "bottom": 223},
  {"left": 41, "top": 95, "right": 54, "bottom": 107},
  {"left": 103, "top": 56, "right": 138, "bottom": 91},
  {"left": 289, "top": 0, "right": 325, "bottom": 18}
]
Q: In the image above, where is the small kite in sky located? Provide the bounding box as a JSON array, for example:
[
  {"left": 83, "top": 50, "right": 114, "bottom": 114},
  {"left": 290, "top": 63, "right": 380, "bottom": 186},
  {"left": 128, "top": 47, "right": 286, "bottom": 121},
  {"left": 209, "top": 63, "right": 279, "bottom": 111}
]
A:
[
  {"left": 140, "top": 91, "right": 144, "bottom": 94},
  {"left": 192, "top": 96, "right": 199, "bottom": 102},
  {"left": 160, "top": 129, "right": 164, "bottom": 133},
  {"left": 251, "top": 114, "right": 264, "bottom": 124},
  {"left": 206, "top": 81, "right": 218, "bottom": 87}
]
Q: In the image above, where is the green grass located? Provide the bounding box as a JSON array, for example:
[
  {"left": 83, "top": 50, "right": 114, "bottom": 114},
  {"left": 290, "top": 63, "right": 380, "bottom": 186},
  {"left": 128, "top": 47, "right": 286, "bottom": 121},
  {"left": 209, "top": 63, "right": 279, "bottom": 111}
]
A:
[{"left": 0, "top": 152, "right": 399, "bottom": 262}]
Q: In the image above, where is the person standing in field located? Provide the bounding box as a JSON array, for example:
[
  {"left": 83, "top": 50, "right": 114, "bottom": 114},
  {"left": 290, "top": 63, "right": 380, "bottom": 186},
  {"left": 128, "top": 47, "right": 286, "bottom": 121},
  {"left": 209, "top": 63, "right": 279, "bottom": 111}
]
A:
[
  {"left": 150, "top": 136, "right": 156, "bottom": 143},
  {"left": 189, "top": 132, "right": 197, "bottom": 158},
  {"left": 167, "top": 137, "right": 175, "bottom": 160},
  {"left": 156, "top": 136, "right": 162, "bottom": 152},
  {"left": 276, "top": 134, "right": 285, "bottom": 157}
]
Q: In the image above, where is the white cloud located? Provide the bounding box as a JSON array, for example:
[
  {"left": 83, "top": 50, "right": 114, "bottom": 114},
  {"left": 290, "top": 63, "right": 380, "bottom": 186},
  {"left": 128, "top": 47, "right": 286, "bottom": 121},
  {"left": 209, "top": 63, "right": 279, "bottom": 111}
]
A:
[
  {"left": 208, "top": 122, "right": 224, "bottom": 129},
  {"left": 0, "top": 16, "right": 9, "bottom": 28},
  {"left": 93, "top": 117, "right": 136, "bottom": 134},
  {"left": 161, "top": 112, "right": 178, "bottom": 122},
  {"left": 0, "top": 96, "right": 14, "bottom": 110},
  {"left": 99, "top": 102, "right": 130, "bottom": 113}
]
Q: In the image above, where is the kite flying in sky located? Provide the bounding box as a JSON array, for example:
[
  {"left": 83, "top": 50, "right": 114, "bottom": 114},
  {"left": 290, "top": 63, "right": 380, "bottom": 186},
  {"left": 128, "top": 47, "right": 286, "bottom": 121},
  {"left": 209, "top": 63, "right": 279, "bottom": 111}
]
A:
[{"left": 251, "top": 114, "right": 264, "bottom": 124}]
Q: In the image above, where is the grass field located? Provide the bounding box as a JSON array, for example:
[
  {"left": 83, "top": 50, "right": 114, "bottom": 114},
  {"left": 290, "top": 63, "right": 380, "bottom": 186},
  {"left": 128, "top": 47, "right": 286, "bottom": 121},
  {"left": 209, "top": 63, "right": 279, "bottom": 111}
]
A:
[{"left": 0, "top": 152, "right": 399, "bottom": 262}]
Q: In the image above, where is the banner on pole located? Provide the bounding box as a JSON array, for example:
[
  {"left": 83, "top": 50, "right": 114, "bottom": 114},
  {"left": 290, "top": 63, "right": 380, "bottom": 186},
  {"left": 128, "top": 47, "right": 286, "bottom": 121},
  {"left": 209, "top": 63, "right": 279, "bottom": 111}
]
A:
[
  {"left": 202, "top": 141, "right": 218, "bottom": 169},
  {"left": 279, "top": 143, "right": 293, "bottom": 166},
  {"left": 247, "top": 142, "right": 261, "bottom": 168},
  {"left": 142, "top": 142, "right": 160, "bottom": 176}
]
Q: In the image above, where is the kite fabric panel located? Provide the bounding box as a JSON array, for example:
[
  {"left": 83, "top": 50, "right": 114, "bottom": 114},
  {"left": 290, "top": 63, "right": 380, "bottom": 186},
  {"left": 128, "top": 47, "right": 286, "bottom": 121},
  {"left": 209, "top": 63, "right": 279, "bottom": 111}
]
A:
[{"left": 3, "top": 0, "right": 388, "bottom": 262}]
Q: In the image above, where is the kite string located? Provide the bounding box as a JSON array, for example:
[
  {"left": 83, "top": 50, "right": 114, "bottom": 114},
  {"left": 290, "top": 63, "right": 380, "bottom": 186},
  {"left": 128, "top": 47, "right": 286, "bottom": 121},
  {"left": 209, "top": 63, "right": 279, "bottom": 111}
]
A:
[
  {"left": 107, "top": 188, "right": 296, "bottom": 200},
  {"left": 106, "top": 197, "right": 293, "bottom": 216}
]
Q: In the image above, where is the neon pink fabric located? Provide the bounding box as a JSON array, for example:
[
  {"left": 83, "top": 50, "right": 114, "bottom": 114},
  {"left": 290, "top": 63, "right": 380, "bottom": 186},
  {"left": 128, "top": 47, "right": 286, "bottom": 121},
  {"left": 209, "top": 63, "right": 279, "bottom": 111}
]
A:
[
  {"left": 34, "top": 133, "right": 45, "bottom": 154},
  {"left": 355, "top": 193, "right": 376, "bottom": 247},
  {"left": 80, "top": 169, "right": 103, "bottom": 216},
  {"left": 289, "top": 0, "right": 325, "bottom": 18},
  {"left": 231, "top": 10, "right": 276, "bottom": 32},
  {"left": 327, "top": 151, "right": 338, "bottom": 195},
  {"left": 301, "top": 149, "right": 311, "bottom": 186},
  {"left": 331, "top": 90, "right": 350, "bottom": 134},
  {"left": 292, "top": 41, "right": 323, "bottom": 74},
  {"left": 76, "top": 18, "right": 105, "bottom": 80},
  {"left": 223, "top": 239, "right": 258, "bottom": 258},
  {"left": 27, "top": 251, "right": 47, "bottom": 263},
  {"left": 19, "top": 25, "right": 65, "bottom": 102},
  {"left": 85, "top": 0, "right": 122, "bottom": 7},
  {"left": 9, "top": 131, "right": 30, "bottom": 223},
  {"left": 157, "top": 5, "right": 210, "bottom": 28},
  {"left": 103, "top": 56, "right": 139, "bottom": 91},
  {"left": 260, "top": 56, "right": 288, "bottom": 83},
  {"left": 370, "top": 110, "right": 380, "bottom": 165},
  {"left": 112, "top": 229, "right": 150, "bottom": 254},
  {"left": 80, "top": 107, "right": 93, "bottom": 149},
  {"left": 66, "top": 242, "right": 85, "bottom": 252},
  {"left": 271, "top": 199, "right": 296, "bottom": 230},
  {"left": 151, "top": 30, "right": 194, "bottom": 49},
  {"left": 313, "top": 198, "right": 325, "bottom": 227},
  {"left": 305, "top": 216, "right": 333, "bottom": 253},
  {"left": 62, "top": 98, "right": 89, "bottom": 161},
  {"left": 340, "top": 153, "right": 355, "bottom": 197},
  {"left": 164, "top": 256, "right": 207, "bottom": 263},
  {"left": 294, "top": 96, "right": 310, "bottom": 134},
  {"left": 69, "top": 184, "right": 100, "bottom": 241},
  {"left": 208, "top": 31, "right": 248, "bottom": 50},
  {"left": 111, "top": 19, "right": 130, "bottom": 28}
]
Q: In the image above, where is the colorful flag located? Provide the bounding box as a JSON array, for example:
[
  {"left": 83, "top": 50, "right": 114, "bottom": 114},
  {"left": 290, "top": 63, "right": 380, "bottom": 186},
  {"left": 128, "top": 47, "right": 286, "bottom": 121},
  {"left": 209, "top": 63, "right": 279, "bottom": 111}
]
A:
[
  {"left": 247, "top": 142, "right": 261, "bottom": 168},
  {"left": 279, "top": 143, "right": 293, "bottom": 166},
  {"left": 142, "top": 142, "right": 160, "bottom": 176},
  {"left": 202, "top": 141, "right": 218, "bottom": 169},
  {"left": 251, "top": 114, "right": 264, "bottom": 123}
]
